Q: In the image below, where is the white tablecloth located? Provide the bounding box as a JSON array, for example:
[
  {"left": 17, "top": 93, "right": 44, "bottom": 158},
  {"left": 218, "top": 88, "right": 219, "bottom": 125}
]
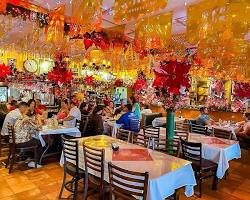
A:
[
  {"left": 210, "top": 125, "right": 237, "bottom": 140},
  {"left": 152, "top": 117, "right": 185, "bottom": 127},
  {"left": 38, "top": 126, "right": 81, "bottom": 147},
  {"left": 189, "top": 134, "right": 241, "bottom": 179},
  {"left": 61, "top": 135, "right": 196, "bottom": 200}
]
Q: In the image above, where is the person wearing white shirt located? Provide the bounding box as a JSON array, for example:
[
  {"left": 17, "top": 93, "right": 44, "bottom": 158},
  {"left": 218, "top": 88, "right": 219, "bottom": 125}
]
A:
[
  {"left": 61, "top": 101, "right": 81, "bottom": 127},
  {"left": 1, "top": 102, "right": 28, "bottom": 136}
]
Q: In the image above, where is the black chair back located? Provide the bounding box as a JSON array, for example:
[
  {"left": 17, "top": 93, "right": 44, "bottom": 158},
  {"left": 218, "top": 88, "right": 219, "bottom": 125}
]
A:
[
  {"left": 181, "top": 138, "right": 202, "bottom": 165},
  {"left": 190, "top": 124, "right": 208, "bottom": 135},
  {"left": 79, "top": 116, "right": 89, "bottom": 136},
  {"left": 108, "top": 162, "right": 149, "bottom": 200},
  {"left": 175, "top": 121, "right": 190, "bottom": 132},
  {"left": 132, "top": 132, "right": 149, "bottom": 148},
  {"left": 154, "top": 138, "right": 180, "bottom": 157},
  {"left": 143, "top": 126, "right": 160, "bottom": 141},
  {"left": 213, "top": 128, "right": 232, "bottom": 140},
  {"left": 117, "top": 129, "right": 131, "bottom": 142}
]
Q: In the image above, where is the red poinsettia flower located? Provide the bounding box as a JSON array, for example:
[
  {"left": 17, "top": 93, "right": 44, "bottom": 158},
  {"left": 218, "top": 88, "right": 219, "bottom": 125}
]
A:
[
  {"left": 115, "top": 79, "right": 123, "bottom": 87},
  {"left": 0, "top": 63, "right": 11, "bottom": 78},
  {"left": 84, "top": 75, "right": 94, "bottom": 86},
  {"left": 48, "top": 67, "right": 72, "bottom": 84},
  {"left": 133, "top": 79, "right": 147, "bottom": 91}
]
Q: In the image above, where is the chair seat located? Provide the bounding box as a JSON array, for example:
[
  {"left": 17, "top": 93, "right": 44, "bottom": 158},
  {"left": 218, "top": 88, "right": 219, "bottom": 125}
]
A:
[
  {"left": 192, "top": 158, "right": 218, "bottom": 171},
  {"left": 66, "top": 163, "right": 85, "bottom": 177}
]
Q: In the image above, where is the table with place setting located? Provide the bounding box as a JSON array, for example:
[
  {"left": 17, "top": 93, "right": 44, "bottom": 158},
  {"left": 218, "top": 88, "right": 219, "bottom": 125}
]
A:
[
  {"left": 61, "top": 135, "right": 197, "bottom": 200},
  {"left": 152, "top": 117, "right": 185, "bottom": 127},
  {"left": 38, "top": 119, "right": 81, "bottom": 164}
]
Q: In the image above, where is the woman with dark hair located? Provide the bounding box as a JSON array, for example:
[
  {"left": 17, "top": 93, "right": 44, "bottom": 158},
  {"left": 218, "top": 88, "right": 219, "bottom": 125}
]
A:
[
  {"left": 27, "top": 99, "right": 36, "bottom": 116},
  {"left": 57, "top": 99, "right": 69, "bottom": 120},
  {"left": 84, "top": 105, "right": 104, "bottom": 137},
  {"left": 79, "top": 101, "right": 89, "bottom": 115},
  {"left": 129, "top": 96, "right": 141, "bottom": 120}
]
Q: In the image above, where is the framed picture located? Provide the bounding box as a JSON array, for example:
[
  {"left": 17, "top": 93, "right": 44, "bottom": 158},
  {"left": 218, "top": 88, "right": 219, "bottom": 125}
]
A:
[{"left": 0, "top": 86, "right": 8, "bottom": 102}]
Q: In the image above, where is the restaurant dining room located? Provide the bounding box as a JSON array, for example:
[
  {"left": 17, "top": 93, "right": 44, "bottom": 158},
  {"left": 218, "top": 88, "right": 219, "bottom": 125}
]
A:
[{"left": 0, "top": 0, "right": 249, "bottom": 199}]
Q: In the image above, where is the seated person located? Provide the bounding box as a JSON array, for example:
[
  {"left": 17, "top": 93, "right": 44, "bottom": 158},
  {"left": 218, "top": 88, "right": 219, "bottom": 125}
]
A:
[
  {"left": 27, "top": 99, "right": 36, "bottom": 116},
  {"left": 7, "top": 99, "right": 18, "bottom": 112},
  {"left": 1, "top": 102, "right": 28, "bottom": 136},
  {"left": 57, "top": 99, "right": 69, "bottom": 120},
  {"left": 236, "top": 112, "right": 250, "bottom": 139},
  {"left": 14, "top": 109, "right": 42, "bottom": 168},
  {"left": 35, "top": 99, "right": 46, "bottom": 115},
  {"left": 84, "top": 105, "right": 104, "bottom": 137},
  {"left": 141, "top": 104, "right": 152, "bottom": 115},
  {"left": 116, "top": 104, "right": 139, "bottom": 132},
  {"left": 61, "top": 101, "right": 81, "bottom": 127},
  {"left": 102, "top": 102, "right": 114, "bottom": 117},
  {"left": 79, "top": 101, "right": 89, "bottom": 115},
  {"left": 196, "top": 107, "right": 214, "bottom": 126}
]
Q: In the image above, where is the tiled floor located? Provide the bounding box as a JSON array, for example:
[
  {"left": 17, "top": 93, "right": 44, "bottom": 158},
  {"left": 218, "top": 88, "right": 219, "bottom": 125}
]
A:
[{"left": 0, "top": 149, "right": 249, "bottom": 200}]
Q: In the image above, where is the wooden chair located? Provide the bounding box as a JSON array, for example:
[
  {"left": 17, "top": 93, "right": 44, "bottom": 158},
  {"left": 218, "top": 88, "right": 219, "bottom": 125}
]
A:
[
  {"left": 130, "top": 117, "right": 140, "bottom": 133},
  {"left": 0, "top": 134, "right": 9, "bottom": 158},
  {"left": 143, "top": 126, "right": 160, "bottom": 141},
  {"left": 180, "top": 139, "right": 218, "bottom": 198},
  {"left": 213, "top": 128, "right": 232, "bottom": 140},
  {"left": 83, "top": 144, "right": 108, "bottom": 200},
  {"left": 116, "top": 128, "right": 131, "bottom": 142},
  {"left": 59, "top": 136, "right": 84, "bottom": 200},
  {"left": 5, "top": 124, "right": 38, "bottom": 174},
  {"left": 190, "top": 124, "right": 208, "bottom": 135},
  {"left": 154, "top": 138, "right": 180, "bottom": 157},
  {"left": 175, "top": 121, "right": 190, "bottom": 132},
  {"left": 174, "top": 130, "right": 189, "bottom": 141},
  {"left": 132, "top": 132, "right": 149, "bottom": 148},
  {"left": 108, "top": 162, "right": 149, "bottom": 200}
]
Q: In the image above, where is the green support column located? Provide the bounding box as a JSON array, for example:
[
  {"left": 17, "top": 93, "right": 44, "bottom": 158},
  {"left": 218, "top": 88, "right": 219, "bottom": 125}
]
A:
[{"left": 166, "top": 110, "right": 175, "bottom": 140}]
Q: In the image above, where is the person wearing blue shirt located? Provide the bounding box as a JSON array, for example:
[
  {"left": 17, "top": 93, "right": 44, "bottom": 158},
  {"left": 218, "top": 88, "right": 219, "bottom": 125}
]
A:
[
  {"left": 116, "top": 104, "right": 139, "bottom": 132},
  {"left": 196, "top": 107, "right": 214, "bottom": 126}
]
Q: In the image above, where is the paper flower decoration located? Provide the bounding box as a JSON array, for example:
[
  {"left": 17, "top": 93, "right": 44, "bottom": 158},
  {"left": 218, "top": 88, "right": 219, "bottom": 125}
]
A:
[
  {"left": 0, "top": 63, "right": 11, "bottom": 78},
  {"left": 115, "top": 79, "right": 123, "bottom": 87},
  {"left": 48, "top": 67, "right": 73, "bottom": 84},
  {"left": 84, "top": 75, "right": 94, "bottom": 85},
  {"left": 233, "top": 82, "right": 250, "bottom": 98},
  {"left": 152, "top": 60, "right": 191, "bottom": 111}
]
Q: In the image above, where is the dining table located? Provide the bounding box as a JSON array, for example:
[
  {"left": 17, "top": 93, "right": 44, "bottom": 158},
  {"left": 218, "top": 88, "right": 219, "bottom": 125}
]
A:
[
  {"left": 61, "top": 135, "right": 197, "bottom": 200},
  {"left": 38, "top": 125, "right": 81, "bottom": 164},
  {"left": 152, "top": 117, "right": 185, "bottom": 127},
  {"left": 208, "top": 124, "right": 238, "bottom": 140},
  {"left": 188, "top": 133, "right": 241, "bottom": 179}
]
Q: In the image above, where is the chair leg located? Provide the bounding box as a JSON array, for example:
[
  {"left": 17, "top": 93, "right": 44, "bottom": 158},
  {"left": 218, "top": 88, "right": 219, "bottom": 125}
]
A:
[
  {"left": 9, "top": 153, "right": 15, "bottom": 174},
  {"left": 212, "top": 171, "right": 218, "bottom": 191},
  {"left": 73, "top": 177, "right": 78, "bottom": 200},
  {"left": 34, "top": 148, "right": 38, "bottom": 168},
  {"left": 5, "top": 151, "right": 11, "bottom": 168},
  {"left": 58, "top": 168, "right": 67, "bottom": 200},
  {"left": 83, "top": 174, "right": 88, "bottom": 200},
  {"left": 199, "top": 178, "right": 202, "bottom": 198}
]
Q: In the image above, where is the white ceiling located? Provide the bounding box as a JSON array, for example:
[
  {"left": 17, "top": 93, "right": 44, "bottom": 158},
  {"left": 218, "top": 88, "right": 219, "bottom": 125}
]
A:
[{"left": 29, "top": 0, "right": 203, "bottom": 37}]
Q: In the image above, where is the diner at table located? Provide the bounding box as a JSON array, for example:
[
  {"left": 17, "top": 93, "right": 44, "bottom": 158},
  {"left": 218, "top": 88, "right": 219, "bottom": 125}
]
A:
[{"left": 0, "top": 0, "right": 249, "bottom": 199}]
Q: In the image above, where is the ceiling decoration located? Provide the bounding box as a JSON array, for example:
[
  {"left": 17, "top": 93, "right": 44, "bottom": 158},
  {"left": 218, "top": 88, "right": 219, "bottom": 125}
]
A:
[
  {"left": 134, "top": 12, "right": 173, "bottom": 50},
  {"left": 114, "top": 0, "right": 167, "bottom": 23},
  {"left": 187, "top": 0, "right": 250, "bottom": 82},
  {"left": 70, "top": 0, "right": 102, "bottom": 36}
]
